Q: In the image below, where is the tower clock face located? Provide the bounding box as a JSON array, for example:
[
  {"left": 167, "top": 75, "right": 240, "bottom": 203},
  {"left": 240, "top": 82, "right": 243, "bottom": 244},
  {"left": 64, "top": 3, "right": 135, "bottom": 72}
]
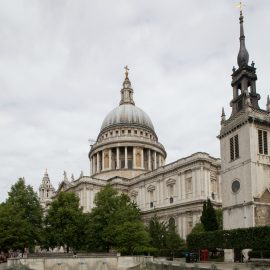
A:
[{"left": 231, "top": 180, "right": 240, "bottom": 193}]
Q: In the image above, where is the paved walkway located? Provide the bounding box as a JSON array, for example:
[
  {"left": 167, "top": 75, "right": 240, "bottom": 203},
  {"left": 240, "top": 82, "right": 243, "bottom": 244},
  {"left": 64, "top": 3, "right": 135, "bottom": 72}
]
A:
[{"left": 155, "top": 259, "right": 267, "bottom": 270}]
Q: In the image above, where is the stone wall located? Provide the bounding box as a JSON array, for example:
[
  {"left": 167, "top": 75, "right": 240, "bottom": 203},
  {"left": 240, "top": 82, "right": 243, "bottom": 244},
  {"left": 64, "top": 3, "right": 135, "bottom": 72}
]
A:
[{"left": 7, "top": 256, "right": 153, "bottom": 270}]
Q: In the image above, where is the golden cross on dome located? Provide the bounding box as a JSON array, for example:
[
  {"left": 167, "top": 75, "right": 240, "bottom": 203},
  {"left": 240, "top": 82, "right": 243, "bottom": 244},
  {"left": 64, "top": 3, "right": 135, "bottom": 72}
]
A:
[
  {"left": 235, "top": 1, "right": 245, "bottom": 11},
  {"left": 124, "top": 65, "right": 129, "bottom": 78}
]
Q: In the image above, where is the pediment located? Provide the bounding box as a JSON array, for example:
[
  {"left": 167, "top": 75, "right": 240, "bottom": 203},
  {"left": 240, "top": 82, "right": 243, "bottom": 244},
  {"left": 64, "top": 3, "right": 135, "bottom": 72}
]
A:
[
  {"left": 130, "top": 190, "right": 138, "bottom": 197},
  {"left": 166, "top": 178, "right": 176, "bottom": 186},
  {"left": 147, "top": 185, "right": 156, "bottom": 192}
]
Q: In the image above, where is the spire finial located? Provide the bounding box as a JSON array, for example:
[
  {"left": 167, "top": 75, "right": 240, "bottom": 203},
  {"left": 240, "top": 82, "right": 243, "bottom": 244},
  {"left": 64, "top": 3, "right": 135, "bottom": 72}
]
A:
[
  {"left": 235, "top": 1, "right": 244, "bottom": 12},
  {"left": 120, "top": 66, "right": 135, "bottom": 105},
  {"left": 236, "top": 1, "right": 249, "bottom": 68},
  {"left": 124, "top": 65, "right": 129, "bottom": 79}
]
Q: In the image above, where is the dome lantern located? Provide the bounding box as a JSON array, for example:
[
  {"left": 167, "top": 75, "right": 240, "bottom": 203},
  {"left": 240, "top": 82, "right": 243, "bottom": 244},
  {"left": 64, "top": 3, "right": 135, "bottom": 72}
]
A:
[{"left": 120, "top": 66, "right": 135, "bottom": 105}]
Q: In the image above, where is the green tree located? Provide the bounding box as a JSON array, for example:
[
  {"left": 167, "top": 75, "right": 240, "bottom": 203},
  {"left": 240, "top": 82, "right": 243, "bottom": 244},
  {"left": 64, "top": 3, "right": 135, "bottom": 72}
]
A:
[
  {"left": 115, "top": 221, "right": 150, "bottom": 254},
  {"left": 166, "top": 221, "right": 186, "bottom": 257},
  {"left": 45, "top": 192, "right": 87, "bottom": 252},
  {"left": 148, "top": 215, "right": 167, "bottom": 252},
  {"left": 215, "top": 209, "right": 223, "bottom": 230},
  {"left": 86, "top": 185, "right": 150, "bottom": 253},
  {"left": 200, "top": 199, "right": 219, "bottom": 231},
  {"left": 148, "top": 216, "right": 186, "bottom": 257},
  {"left": 189, "top": 222, "right": 205, "bottom": 235},
  {"left": 0, "top": 178, "right": 43, "bottom": 252}
]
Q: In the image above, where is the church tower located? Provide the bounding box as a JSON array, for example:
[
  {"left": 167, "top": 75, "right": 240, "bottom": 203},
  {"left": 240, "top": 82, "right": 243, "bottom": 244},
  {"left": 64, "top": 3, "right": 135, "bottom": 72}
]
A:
[
  {"left": 39, "top": 169, "right": 55, "bottom": 210},
  {"left": 219, "top": 10, "right": 270, "bottom": 230}
]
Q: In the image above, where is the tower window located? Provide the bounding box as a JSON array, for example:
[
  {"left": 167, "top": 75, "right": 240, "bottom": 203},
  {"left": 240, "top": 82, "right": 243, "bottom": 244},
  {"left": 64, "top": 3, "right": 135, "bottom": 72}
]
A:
[
  {"left": 230, "top": 134, "right": 239, "bottom": 161},
  {"left": 258, "top": 129, "right": 268, "bottom": 155}
]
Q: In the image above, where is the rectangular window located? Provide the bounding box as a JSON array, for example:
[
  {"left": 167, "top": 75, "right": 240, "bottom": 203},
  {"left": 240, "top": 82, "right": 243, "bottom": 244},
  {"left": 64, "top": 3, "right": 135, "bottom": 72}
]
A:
[
  {"left": 258, "top": 129, "right": 268, "bottom": 155},
  {"left": 185, "top": 177, "right": 192, "bottom": 194},
  {"left": 235, "top": 135, "right": 239, "bottom": 159},
  {"left": 230, "top": 137, "right": 234, "bottom": 161},
  {"left": 230, "top": 134, "right": 240, "bottom": 161}
]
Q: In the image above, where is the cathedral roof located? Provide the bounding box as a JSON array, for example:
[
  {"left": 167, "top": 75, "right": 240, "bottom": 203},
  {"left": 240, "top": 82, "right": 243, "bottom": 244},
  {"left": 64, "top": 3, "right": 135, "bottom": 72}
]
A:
[
  {"left": 100, "top": 103, "right": 155, "bottom": 133},
  {"left": 100, "top": 67, "right": 155, "bottom": 133}
]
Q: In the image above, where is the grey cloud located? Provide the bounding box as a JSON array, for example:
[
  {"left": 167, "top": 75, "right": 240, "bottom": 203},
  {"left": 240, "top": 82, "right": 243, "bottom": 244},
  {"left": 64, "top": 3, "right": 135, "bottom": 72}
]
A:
[{"left": 0, "top": 0, "right": 270, "bottom": 201}]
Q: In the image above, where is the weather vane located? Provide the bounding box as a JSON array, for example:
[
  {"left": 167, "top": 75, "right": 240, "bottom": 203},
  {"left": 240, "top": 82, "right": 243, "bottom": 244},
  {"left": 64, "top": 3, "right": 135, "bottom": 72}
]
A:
[
  {"left": 124, "top": 65, "right": 129, "bottom": 78},
  {"left": 235, "top": 1, "right": 245, "bottom": 11}
]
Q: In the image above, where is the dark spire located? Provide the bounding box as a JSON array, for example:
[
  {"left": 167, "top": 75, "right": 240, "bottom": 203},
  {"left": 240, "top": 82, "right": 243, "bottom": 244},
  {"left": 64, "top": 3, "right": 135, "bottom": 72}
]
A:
[
  {"left": 237, "top": 10, "right": 249, "bottom": 67},
  {"left": 119, "top": 66, "right": 135, "bottom": 105}
]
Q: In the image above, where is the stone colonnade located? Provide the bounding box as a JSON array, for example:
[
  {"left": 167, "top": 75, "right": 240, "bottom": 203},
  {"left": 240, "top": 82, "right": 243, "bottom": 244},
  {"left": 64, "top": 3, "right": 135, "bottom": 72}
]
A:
[{"left": 90, "top": 146, "right": 164, "bottom": 175}]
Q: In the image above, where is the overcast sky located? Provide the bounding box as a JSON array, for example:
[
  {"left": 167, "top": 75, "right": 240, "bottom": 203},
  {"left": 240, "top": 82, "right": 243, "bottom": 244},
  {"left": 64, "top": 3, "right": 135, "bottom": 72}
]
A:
[{"left": 0, "top": 0, "right": 270, "bottom": 202}]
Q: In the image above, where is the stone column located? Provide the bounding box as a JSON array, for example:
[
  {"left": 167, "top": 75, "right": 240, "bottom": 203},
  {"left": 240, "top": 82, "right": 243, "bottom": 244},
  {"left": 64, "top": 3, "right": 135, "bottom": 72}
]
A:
[
  {"left": 159, "top": 154, "right": 162, "bottom": 167},
  {"left": 141, "top": 148, "right": 144, "bottom": 169},
  {"left": 182, "top": 215, "right": 187, "bottom": 240},
  {"left": 133, "top": 147, "right": 136, "bottom": 168},
  {"left": 102, "top": 150, "right": 104, "bottom": 171},
  {"left": 177, "top": 173, "right": 181, "bottom": 199},
  {"left": 148, "top": 149, "right": 151, "bottom": 170},
  {"left": 92, "top": 155, "right": 96, "bottom": 174},
  {"left": 200, "top": 166, "right": 204, "bottom": 197},
  {"left": 206, "top": 169, "right": 210, "bottom": 198},
  {"left": 97, "top": 153, "right": 100, "bottom": 173},
  {"left": 192, "top": 169, "right": 196, "bottom": 198},
  {"left": 196, "top": 168, "right": 201, "bottom": 197},
  {"left": 91, "top": 158, "right": 94, "bottom": 175},
  {"left": 181, "top": 173, "right": 185, "bottom": 200},
  {"left": 116, "top": 147, "right": 120, "bottom": 169},
  {"left": 109, "top": 148, "right": 112, "bottom": 170},
  {"left": 90, "top": 188, "right": 93, "bottom": 210},
  {"left": 90, "top": 158, "right": 92, "bottom": 175},
  {"left": 125, "top": 147, "right": 128, "bottom": 168},
  {"left": 154, "top": 151, "right": 157, "bottom": 169}
]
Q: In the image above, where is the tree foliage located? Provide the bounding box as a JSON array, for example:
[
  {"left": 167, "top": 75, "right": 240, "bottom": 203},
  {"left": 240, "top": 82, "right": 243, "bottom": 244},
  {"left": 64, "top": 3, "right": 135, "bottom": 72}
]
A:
[
  {"left": 86, "top": 185, "right": 150, "bottom": 254},
  {"left": 187, "top": 226, "right": 270, "bottom": 250},
  {"left": 44, "top": 192, "right": 87, "bottom": 252},
  {"left": 215, "top": 208, "right": 223, "bottom": 230},
  {"left": 148, "top": 215, "right": 186, "bottom": 256},
  {"left": 0, "top": 178, "right": 43, "bottom": 251},
  {"left": 166, "top": 222, "right": 186, "bottom": 254},
  {"left": 148, "top": 215, "right": 167, "bottom": 251},
  {"left": 189, "top": 222, "right": 205, "bottom": 235},
  {"left": 200, "top": 199, "right": 219, "bottom": 231}
]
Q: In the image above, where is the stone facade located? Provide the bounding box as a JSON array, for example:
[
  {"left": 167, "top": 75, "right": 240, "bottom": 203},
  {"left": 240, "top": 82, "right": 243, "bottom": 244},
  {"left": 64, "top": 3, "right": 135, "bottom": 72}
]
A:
[
  {"left": 39, "top": 11, "right": 270, "bottom": 244},
  {"left": 39, "top": 169, "right": 55, "bottom": 210},
  {"left": 41, "top": 70, "right": 221, "bottom": 240},
  {"left": 54, "top": 152, "right": 221, "bottom": 240},
  {"left": 219, "top": 11, "right": 270, "bottom": 232}
]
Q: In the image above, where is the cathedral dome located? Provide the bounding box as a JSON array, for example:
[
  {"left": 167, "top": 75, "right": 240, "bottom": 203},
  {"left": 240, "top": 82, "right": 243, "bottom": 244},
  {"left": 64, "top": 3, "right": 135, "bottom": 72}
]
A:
[
  {"left": 100, "top": 103, "right": 155, "bottom": 133},
  {"left": 89, "top": 67, "right": 166, "bottom": 181}
]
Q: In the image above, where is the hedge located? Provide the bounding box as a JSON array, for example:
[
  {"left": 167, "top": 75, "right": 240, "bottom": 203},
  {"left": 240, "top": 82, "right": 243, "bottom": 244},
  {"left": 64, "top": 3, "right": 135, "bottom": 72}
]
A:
[{"left": 187, "top": 226, "right": 270, "bottom": 250}]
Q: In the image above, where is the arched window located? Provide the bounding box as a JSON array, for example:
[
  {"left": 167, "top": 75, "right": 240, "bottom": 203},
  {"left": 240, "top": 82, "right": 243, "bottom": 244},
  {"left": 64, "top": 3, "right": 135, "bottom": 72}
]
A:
[
  {"left": 104, "top": 152, "right": 109, "bottom": 169},
  {"left": 169, "top": 217, "right": 176, "bottom": 228},
  {"left": 136, "top": 152, "right": 141, "bottom": 167}
]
